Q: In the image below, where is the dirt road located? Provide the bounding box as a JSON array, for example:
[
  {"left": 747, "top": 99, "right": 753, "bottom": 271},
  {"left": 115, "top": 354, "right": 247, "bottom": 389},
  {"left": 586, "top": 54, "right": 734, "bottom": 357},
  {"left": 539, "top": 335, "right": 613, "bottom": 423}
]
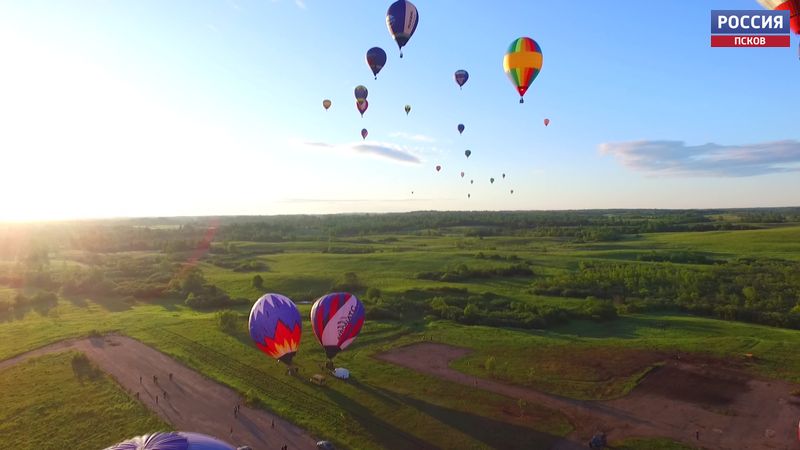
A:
[
  {"left": 0, "top": 335, "right": 318, "bottom": 450},
  {"left": 376, "top": 342, "right": 800, "bottom": 450}
]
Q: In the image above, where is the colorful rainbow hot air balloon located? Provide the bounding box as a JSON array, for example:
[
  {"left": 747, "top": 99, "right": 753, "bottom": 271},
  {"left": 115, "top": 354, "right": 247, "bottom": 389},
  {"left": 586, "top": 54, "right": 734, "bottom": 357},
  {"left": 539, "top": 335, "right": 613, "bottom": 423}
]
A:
[
  {"left": 249, "top": 293, "right": 302, "bottom": 365},
  {"left": 310, "top": 292, "right": 365, "bottom": 360},
  {"left": 464, "top": 149, "right": 471, "bottom": 158},
  {"left": 503, "top": 37, "right": 543, "bottom": 103},
  {"left": 457, "top": 124, "right": 465, "bottom": 134},
  {"left": 357, "top": 100, "right": 369, "bottom": 117},
  {"left": 354, "top": 85, "right": 368, "bottom": 102},
  {"left": 435, "top": 165, "right": 442, "bottom": 172},
  {"left": 361, "top": 128, "right": 368, "bottom": 140},
  {"left": 405, "top": 104, "right": 411, "bottom": 115},
  {"left": 544, "top": 118, "right": 550, "bottom": 126},
  {"left": 366, "top": 47, "right": 387, "bottom": 79},
  {"left": 454, "top": 70, "right": 469, "bottom": 89},
  {"left": 105, "top": 432, "right": 236, "bottom": 450},
  {"left": 323, "top": 99, "right": 331, "bottom": 110},
  {"left": 386, "top": 0, "right": 419, "bottom": 58}
]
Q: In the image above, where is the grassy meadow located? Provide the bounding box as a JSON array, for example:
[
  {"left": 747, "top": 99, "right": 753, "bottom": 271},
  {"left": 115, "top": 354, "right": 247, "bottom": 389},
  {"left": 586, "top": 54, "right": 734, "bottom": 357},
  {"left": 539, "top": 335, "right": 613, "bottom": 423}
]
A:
[
  {"left": 0, "top": 352, "right": 167, "bottom": 449},
  {"left": 1, "top": 211, "right": 800, "bottom": 448}
]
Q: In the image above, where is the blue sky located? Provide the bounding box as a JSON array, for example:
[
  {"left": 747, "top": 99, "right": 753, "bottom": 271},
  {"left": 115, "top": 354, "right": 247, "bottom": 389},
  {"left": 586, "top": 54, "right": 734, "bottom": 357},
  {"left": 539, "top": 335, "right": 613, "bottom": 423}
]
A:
[{"left": 0, "top": 0, "right": 798, "bottom": 220}]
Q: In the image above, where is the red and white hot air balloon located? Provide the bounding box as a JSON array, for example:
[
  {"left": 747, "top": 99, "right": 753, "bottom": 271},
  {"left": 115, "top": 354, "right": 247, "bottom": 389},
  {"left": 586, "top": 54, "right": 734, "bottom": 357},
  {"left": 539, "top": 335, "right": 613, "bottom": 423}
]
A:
[{"left": 757, "top": 0, "right": 800, "bottom": 56}]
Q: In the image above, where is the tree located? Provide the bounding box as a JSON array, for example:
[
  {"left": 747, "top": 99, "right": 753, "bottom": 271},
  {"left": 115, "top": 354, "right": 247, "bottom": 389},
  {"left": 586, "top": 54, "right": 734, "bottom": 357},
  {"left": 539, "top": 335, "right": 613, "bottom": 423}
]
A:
[
  {"left": 252, "top": 274, "right": 264, "bottom": 289},
  {"left": 217, "top": 310, "right": 240, "bottom": 334}
]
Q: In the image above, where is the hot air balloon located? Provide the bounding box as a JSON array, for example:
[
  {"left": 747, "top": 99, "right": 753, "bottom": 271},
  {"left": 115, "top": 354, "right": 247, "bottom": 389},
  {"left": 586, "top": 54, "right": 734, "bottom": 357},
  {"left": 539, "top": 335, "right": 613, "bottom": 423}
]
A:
[
  {"left": 460, "top": 171, "right": 465, "bottom": 178},
  {"left": 104, "top": 432, "right": 236, "bottom": 450},
  {"left": 405, "top": 104, "right": 411, "bottom": 115},
  {"left": 454, "top": 70, "right": 469, "bottom": 89},
  {"left": 544, "top": 118, "right": 550, "bottom": 126},
  {"left": 510, "top": 189, "right": 514, "bottom": 194},
  {"left": 490, "top": 177, "right": 495, "bottom": 184},
  {"left": 464, "top": 149, "right": 471, "bottom": 158},
  {"left": 366, "top": 47, "right": 387, "bottom": 79},
  {"left": 361, "top": 128, "right": 368, "bottom": 140},
  {"left": 323, "top": 99, "right": 332, "bottom": 110},
  {"left": 502, "top": 173, "right": 506, "bottom": 179},
  {"left": 435, "top": 165, "right": 441, "bottom": 172},
  {"left": 354, "top": 85, "right": 368, "bottom": 102},
  {"left": 468, "top": 193, "right": 471, "bottom": 198},
  {"left": 310, "top": 292, "right": 365, "bottom": 360},
  {"left": 757, "top": 0, "right": 800, "bottom": 56},
  {"left": 504, "top": 37, "right": 543, "bottom": 103},
  {"left": 470, "top": 179, "right": 473, "bottom": 184},
  {"left": 357, "top": 100, "right": 369, "bottom": 117},
  {"left": 457, "top": 124, "right": 465, "bottom": 134},
  {"left": 249, "top": 293, "right": 302, "bottom": 366},
  {"left": 386, "top": 0, "right": 419, "bottom": 58}
]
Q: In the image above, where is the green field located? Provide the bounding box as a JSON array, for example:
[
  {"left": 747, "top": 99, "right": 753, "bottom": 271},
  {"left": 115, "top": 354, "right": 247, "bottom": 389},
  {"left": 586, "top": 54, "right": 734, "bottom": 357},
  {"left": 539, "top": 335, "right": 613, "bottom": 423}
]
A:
[
  {"left": 0, "top": 352, "right": 167, "bottom": 449},
  {"left": 1, "top": 212, "right": 800, "bottom": 449}
]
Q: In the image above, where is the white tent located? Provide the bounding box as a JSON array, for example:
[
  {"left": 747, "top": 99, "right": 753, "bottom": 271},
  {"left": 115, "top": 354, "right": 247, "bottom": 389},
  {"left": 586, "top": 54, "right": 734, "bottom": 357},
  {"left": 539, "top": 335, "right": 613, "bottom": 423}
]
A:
[{"left": 333, "top": 367, "right": 350, "bottom": 379}]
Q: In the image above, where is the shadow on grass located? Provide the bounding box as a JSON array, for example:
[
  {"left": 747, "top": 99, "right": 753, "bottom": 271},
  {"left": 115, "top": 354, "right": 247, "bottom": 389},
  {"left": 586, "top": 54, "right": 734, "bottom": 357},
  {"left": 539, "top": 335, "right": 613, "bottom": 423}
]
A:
[
  {"left": 550, "top": 313, "right": 728, "bottom": 340},
  {"left": 318, "top": 387, "right": 437, "bottom": 450},
  {"left": 389, "top": 390, "right": 565, "bottom": 450}
]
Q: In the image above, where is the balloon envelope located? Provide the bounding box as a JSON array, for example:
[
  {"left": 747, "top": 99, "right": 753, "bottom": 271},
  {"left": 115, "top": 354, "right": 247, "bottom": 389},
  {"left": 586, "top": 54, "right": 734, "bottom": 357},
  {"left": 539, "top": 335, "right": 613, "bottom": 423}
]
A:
[
  {"left": 105, "top": 431, "right": 236, "bottom": 450},
  {"left": 503, "top": 37, "right": 543, "bottom": 103},
  {"left": 464, "top": 149, "right": 471, "bottom": 158},
  {"left": 457, "top": 124, "right": 465, "bottom": 134},
  {"left": 490, "top": 178, "right": 495, "bottom": 184},
  {"left": 511, "top": 189, "right": 514, "bottom": 194},
  {"left": 405, "top": 104, "right": 411, "bottom": 114},
  {"left": 310, "top": 292, "right": 365, "bottom": 359},
  {"left": 454, "top": 70, "right": 469, "bottom": 88},
  {"left": 460, "top": 171, "right": 464, "bottom": 178},
  {"left": 386, "top": 0, "right": 419, "bottom": 56},
  {"left": 544, "top": 118, "right": 550, "bottom": 126},
  {"left": 249, "top": 293, "right": 302, "bottom": 365},
  {"left": 366, "top": 47, "right": 387, "bottom": 79},
  {"left": 357, "top": 100, "right": 369, "bottom": 117},
  {"left": 323, "top": 99, "right": 331, "bottom": 110},
  {"left": 354, "top": 85, "right": 368, "bottom": 101},
  {"left": 502, "top": 173, "right": 506, "bottom": 179},
  {"left": 757, "top": 0, "right": 800, "bottom": 34},
  {"left": 361, "top": 128, "right": 368, "bottom": 139},
  {"left": 435, "top": 165, "right": 441, "bottom": 172}
]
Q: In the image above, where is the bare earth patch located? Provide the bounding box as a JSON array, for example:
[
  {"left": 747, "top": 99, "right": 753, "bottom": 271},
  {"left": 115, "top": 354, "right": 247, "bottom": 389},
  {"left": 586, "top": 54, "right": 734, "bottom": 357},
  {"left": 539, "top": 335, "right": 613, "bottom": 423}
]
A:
[{"left": 377, "top": 342, "right": 800, "bottom": 450}]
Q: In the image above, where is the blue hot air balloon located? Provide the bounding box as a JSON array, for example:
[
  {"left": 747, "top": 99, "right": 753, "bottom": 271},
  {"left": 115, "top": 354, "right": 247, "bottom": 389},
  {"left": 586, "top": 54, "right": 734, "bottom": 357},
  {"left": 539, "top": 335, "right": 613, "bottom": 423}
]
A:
[
  {"left": 457, "top": 124, "right": 465, "bottom": 134},
  {"left": 104, "top": 432, "right": 236, "bottom": 450},
  {"left": 386, "top": 0, "right": 419, "bottom": 58},
  {"left": 249, "top": 293, "right": 303, "bottom": 365},
  {"left": 454, "top": 70, "right": 469, "bottom": 89},
  {"left": 366, "top": 47, "right": 387, "bottom": 79}
]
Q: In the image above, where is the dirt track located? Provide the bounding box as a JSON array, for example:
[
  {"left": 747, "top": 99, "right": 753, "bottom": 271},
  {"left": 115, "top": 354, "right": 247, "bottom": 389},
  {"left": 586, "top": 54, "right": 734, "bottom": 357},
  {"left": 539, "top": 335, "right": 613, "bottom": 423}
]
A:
[
  {"left": 376, "top": 343, "right": 800, "bottom": 450},
  {"left": 0, "top": 336, "right": 317, "bottom": 450}
]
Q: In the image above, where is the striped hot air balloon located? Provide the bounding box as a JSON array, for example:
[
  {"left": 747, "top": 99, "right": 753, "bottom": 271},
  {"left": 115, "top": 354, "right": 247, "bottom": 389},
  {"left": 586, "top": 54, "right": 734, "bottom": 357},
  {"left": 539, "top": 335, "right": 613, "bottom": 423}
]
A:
[
  {"left": 503, "top": 37, "right": 543, "bottom": 103},
  {"left": 310, "top": 292, "right": 365, "bottom": 360},
  {"left": 757, "top": 0, "right": 800, "bottom": 57}
]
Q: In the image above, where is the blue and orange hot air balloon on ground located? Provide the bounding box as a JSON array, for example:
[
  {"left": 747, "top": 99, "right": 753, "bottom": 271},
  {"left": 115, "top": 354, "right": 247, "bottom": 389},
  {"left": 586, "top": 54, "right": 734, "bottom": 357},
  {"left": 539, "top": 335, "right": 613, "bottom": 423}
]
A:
[
  {"left": 503, "top": 37, "right": 543, "bottom": 103},
  {"left": 249, "top": 293, "right": 302, "bottom": 366},
  {"left": 310, "top": 292, "right": 365, "bottom": 361}
]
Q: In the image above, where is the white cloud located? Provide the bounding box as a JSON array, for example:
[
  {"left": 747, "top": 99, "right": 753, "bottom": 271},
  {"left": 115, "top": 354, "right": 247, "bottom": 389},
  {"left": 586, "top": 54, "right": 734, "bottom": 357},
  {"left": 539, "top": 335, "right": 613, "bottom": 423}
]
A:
[
  {"left": 600, "top": 140, "right": 800, "bottom": 177},
  {"left": 294, "top": 139, "right": 422, "bottom": 164},
  {"left": 389, "top": 131, "right": 436, "bottom": 143}
]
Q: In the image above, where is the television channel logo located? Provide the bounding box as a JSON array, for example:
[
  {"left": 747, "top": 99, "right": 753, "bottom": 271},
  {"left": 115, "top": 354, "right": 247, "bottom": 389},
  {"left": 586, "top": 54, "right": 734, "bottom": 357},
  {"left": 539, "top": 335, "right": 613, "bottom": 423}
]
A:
[{"left": 711, "top": 10, "right": 790, "bottom": 47}]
